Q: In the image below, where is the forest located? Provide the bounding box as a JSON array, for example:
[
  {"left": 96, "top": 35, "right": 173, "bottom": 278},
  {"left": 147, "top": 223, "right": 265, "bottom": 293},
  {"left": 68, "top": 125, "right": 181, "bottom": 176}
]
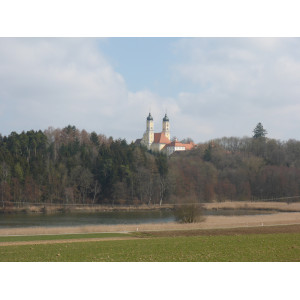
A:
[{"left": 1, "top": 124, "right": 300, "bottom": 207}]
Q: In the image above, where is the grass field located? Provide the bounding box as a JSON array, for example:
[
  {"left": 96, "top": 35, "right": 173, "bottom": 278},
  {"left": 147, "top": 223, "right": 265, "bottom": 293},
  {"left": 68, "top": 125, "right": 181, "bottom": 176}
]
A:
[
  {"left": 1, "top": 227, "right": 300, "bottom": 261},
  {"left": 0, "top": 232, "right": 128, "bottom": 243}
]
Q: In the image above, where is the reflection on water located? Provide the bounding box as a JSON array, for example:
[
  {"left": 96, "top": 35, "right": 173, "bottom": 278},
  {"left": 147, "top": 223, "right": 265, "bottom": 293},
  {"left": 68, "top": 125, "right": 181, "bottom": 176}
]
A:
[
  {"left": 0, "top": 209, "right": 275, "bottom": 228},
  {"left": 0, "top": 210, "right": 175, "bottom": 228}
]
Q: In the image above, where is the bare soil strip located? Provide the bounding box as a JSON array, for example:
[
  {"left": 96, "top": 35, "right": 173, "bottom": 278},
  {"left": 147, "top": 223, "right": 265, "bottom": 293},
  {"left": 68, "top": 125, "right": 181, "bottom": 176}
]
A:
[
  {"left": 0, "top": 236, "right": 139, "bottom": 247},
  {"left": 143, "top": 224, "right": 300, "bottom": 237}
]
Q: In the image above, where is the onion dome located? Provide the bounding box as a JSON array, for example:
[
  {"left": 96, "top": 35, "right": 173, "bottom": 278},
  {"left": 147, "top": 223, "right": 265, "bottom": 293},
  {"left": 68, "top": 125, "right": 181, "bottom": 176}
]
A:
[
  {"left": 147, "top": 113, "right": 153, "bottom": 121},
  {"left": 163, "top": 114, "right": 169, "bottom": 122}
]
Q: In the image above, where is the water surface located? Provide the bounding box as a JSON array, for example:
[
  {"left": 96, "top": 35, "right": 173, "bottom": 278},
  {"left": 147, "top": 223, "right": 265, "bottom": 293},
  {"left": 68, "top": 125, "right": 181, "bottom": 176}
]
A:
[
  {"left": 0, "top": 210, "right": 174, "bottom": 228},
  {"left": 0, "top": 209, "right": 276, "bottom": 228}
]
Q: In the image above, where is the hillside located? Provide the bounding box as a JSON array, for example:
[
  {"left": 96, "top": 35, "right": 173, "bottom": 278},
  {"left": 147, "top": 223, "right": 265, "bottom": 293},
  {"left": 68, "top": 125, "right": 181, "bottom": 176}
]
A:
[{"left": 1, "top": 126, "right": 300, "bottom": 208}]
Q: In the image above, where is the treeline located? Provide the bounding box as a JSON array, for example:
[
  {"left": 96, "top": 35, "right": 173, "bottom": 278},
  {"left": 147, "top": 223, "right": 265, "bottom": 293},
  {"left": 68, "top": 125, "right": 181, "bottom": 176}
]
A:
[
  {"left": 0, "top": 126, "right": 168, "bottom": 207},
  {"left": 1, "top": 125, "right": 300, "bottom": 207},
  {"left": 170, "top": 136, "right": 300, "bottom": 202}
]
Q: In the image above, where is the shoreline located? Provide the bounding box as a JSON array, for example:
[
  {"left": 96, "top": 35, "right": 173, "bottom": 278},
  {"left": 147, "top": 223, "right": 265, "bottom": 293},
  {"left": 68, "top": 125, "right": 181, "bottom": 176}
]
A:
[
  {"left": 2, "top": 201, "right": 300, "bottom": 215},
  {"left": 1, "top": 211, "right": 300, "bottom": 236},
  {"left": 0, "top": 204, "right": 174, "bottom": 214}
]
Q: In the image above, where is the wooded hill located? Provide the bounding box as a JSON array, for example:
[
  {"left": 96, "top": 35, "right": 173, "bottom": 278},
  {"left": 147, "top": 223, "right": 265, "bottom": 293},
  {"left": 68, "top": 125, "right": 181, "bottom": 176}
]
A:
[{"left": 1, "top": 125, "right": 300, "bottom": 207}]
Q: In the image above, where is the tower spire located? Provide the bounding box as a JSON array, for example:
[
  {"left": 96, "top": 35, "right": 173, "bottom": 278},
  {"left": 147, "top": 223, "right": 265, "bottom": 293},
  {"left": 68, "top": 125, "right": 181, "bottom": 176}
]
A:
[
  {"left": 144, "top": 112, "right": 154, "bottom": 149},
  {"left": 162, "top": 113, "right": 170, "bottom": 140}
]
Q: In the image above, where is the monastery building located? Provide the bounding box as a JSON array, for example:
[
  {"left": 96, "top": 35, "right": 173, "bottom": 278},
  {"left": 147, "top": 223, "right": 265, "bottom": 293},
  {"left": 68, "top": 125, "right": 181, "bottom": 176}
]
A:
[{"left": 137, "top": 113, "right": 195, "bottom": 155}]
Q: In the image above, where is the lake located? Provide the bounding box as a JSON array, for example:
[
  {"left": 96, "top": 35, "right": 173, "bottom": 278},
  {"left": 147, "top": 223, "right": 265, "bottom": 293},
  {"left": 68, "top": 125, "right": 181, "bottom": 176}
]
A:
[{"left": 0, "top": 209, "right": 276, "bottom": 228}]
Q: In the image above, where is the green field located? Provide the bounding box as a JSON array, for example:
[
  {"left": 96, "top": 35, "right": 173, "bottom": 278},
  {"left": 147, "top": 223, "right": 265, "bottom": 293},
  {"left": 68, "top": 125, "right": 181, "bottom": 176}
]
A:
[
  {"left": 1, "top": 231, "right": 300, "bottom": 261},
  {"left": 0, "top": 232, "right": 127, "bottom": 243}
]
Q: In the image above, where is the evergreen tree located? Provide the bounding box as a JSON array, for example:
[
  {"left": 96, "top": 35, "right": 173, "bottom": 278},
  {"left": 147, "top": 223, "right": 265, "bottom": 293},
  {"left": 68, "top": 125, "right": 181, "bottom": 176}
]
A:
[
  {"left": 90, "top": 132, "right": 99, "bottom": 146},
  {"left": 253, "top": 122, "right": 267, "bottom": 139},
  {"left": 203, "top": 143, "right": 212, "bottom": 161}
]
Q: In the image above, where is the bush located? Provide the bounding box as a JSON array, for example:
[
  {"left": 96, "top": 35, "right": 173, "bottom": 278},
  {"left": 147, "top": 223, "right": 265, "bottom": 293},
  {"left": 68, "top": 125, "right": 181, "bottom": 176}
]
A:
[{"left": 174, "top": 203, "right": 205, "bottom": 223}]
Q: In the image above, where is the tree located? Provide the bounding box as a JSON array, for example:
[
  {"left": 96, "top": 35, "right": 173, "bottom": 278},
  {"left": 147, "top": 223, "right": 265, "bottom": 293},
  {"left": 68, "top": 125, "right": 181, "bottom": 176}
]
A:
[
  {"left": 203, "top": 143, "right": 212, "bottom": 161},
  {"left": 155, "top": 154, "right": 168, "bottom": 206},
  {"left": 181, "top": 137, "right": 194, "bottom": 144},
  {"left": 90, "top": 131, "right": 99, "bottom": 146},
  {"left": 253, "top": 122, "right": 267, "bottom": 139},
  {"left": 174, "top": 202, "right": 205, "bottom": 223},
  {"left": 70, "top": 166, "right": 93, "bottom": 203}
]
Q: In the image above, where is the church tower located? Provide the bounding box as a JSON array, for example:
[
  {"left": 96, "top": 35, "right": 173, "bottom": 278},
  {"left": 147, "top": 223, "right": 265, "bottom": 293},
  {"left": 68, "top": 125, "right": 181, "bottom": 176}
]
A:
[
  {"left": 145, "top": 113, "right": 154, "bottom": 149},
  {"left": 162, "top": 114, "right": 170, "bottom": 140}
]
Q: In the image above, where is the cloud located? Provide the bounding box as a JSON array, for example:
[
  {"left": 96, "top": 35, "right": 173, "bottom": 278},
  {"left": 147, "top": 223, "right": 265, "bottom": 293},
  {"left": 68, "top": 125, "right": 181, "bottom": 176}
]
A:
[
  {"left": 171, "top": 38, "right": 300, "bottom": 140},
  {"left": 0, "top": 38, "right": 128, "bottom": 137}
]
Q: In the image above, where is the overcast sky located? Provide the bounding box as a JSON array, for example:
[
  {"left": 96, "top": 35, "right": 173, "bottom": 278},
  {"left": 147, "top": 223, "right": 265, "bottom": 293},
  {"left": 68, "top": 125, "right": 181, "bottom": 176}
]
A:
[{"left": 1, "top": 37, "right": 300, "bottom": 143}]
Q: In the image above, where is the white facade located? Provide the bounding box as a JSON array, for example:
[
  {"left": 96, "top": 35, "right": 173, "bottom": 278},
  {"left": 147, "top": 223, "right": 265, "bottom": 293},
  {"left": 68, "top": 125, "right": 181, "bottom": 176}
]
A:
[{"left": 165, "top": 145, "right": 186, "bottom": 156}]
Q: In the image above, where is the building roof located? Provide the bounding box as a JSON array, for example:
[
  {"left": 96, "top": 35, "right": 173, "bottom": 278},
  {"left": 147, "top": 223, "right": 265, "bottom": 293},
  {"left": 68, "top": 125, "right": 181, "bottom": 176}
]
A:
[
  {"left": 184, "top": 142, "right": 195, "bottom": 150},
  {"left": 153, "top": 133, "right": 171, "bottom": 144},
  {"left": 163, "top": 114, "right": 169, "bottom": 122},
  {"left": 165, "top": 141, "right": 187, "bottom": 148},
  {"left": 164, "top": 141, "right": 195, "bottom": 150},
  {"left": 147, "top": 113, "right": 153, "bottom": 121}
]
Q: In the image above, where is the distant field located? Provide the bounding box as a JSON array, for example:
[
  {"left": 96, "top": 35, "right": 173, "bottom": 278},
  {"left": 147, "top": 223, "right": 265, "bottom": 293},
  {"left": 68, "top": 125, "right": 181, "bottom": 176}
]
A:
[
  {"left": 0, "top": 232, "right": 128, "bottom": 243},
  {"left": 1, "top": 226, "right": 300, "bottom": 261}
]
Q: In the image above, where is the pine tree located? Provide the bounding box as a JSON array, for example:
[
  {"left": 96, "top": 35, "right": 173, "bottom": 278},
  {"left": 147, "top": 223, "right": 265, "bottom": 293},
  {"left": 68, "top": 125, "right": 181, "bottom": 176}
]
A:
[{"left": 253, "top": 122, "right": 267, "bottom": 139}]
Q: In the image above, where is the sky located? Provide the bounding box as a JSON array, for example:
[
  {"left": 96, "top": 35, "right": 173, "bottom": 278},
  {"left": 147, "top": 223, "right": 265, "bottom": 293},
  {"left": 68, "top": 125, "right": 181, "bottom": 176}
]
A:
[{"left": 1, "top": 37, "right": 300, "bottom": 143}]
